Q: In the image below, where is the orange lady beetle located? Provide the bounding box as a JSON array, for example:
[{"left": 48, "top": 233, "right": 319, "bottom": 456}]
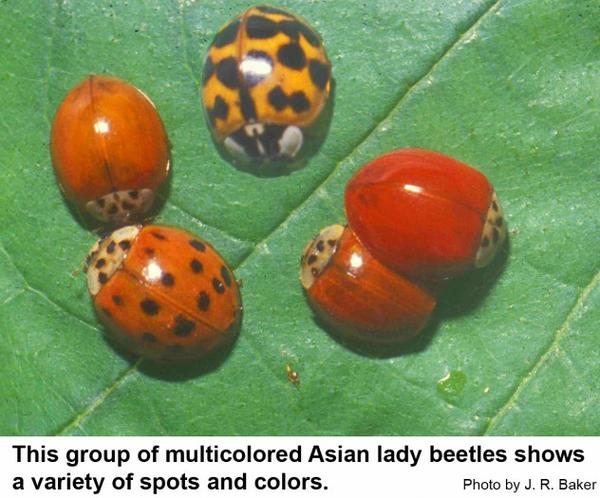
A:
[
  {"left": 51, "top": 75, "right": 170, "bottom": 224},
  {"left": 86, "top": 225, "right": 242, "bottom": 361},
  {"left": 300, "top": 225, "right": 436, "bottom": 344},
  {"left": 202, "top": 5, "right": 332, "bottom": 166},
  {"left": 345, "top": 149, "right": 507, "bottom": 279}
]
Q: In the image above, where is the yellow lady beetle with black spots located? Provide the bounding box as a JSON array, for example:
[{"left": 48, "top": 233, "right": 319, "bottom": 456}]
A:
[{"left": 202, "top": 5, "right": 332, "bottom": 167}]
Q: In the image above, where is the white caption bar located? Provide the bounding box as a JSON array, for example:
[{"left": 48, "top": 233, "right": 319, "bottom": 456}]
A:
[{"left": 1, "top": 437, "right": 598, "bottom": 497}]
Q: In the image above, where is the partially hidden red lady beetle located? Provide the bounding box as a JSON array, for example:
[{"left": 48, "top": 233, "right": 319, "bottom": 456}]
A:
[
  {"left": 202, "top": 5, "right": 332, "bottom": 166},
  {"left": 51, "top": 75, "right": 170, "bottom": 224},
  {"left": 86, "top": 225, "right": 242, "bottom": 361},
  {"left": 300, "top": 224, "right": 436, "bottom": 344},
  {"left": 345, "top": 149, "right": 507, "bottom": 279}
]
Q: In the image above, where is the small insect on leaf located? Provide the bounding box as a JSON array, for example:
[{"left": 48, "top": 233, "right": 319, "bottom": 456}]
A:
[{"left": 285, "top": 363, "right": 300, "bottom": 385}]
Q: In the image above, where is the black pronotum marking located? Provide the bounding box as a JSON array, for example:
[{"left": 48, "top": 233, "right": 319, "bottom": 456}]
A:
[
  {"left": 142, "top": 332, "right": 156, "bottom": 343},
  {"left": 112, "top": 295, "right": 123, "bottom": 305},
  {"left": 129, "top": 190, "right": 139, "bottom": 199},
  {"left": 173, "top": 315, "right": 195, "bottom": 337},
  {"left": 140, "top": 298, "right": 160, "bottom": 315},
  {"left": 216, "top": 57, "right": 240, "bottom": 89},
  {"left": 277, "top": 43, "right": 306, "bottom": 69},
  {"left": 268, "top": 86, "right": 309, "bottom": 113},
  {"left": 213, "top": 19, "right": 241, "bottom": 48},
  {"left": 213, "top": 278, "right": 225, "bottom": 294},
  {"left": 161, "top": 273, "right": 175, "bottom": 286},
  {"left": 227, "top": 124, "right": 290, "bottom": 159},
  {"left": 189, "top": 240, "right": 206, "bottom": 252},
  {"left": 95, "top": 258, "right": 106, "bottom": 269},
  {"left": 98, "top": 272, "right": 108, "bottom": 284},
  {"left": 190, "top": 259, "right": 203, "bottom": 273},
  {"left": 327, "top": 239, "right": 336, "bottom": 247},
  {"left": 106, "top": 241, "right": 116, "bottom": 253},
  {"left": 118, "top": 240, "right": 131, "bottom": 250},
  {"left": 307, "top": 254, "right": 317, "bottom": 264},
  {"left": 197, "top": 291, "right": 210, "bottom": 311},
  {"left": 309, "top": 59, "right": 331, "bottom": 90},
  {"left": 316, "top": 240, "right": 325, "bottom": 252},
  {"left": 220, "top": 266, "right": 232, "bottom": 287},
  {"left": 108, "top": 204, "right": 119, "bottom": 215},
  {"left": 311, "top": 268, "right": 318, "bottom": 276}
]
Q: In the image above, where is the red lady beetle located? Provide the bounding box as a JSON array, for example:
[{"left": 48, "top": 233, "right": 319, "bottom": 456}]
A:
[
  {"left": 202, "top": 5, "right": 332, "bottom": 166},
  {"left": 86, "top": 225, "right": 242, "bottom": 361},
  {"left": 51, "top": 75, "right": 170, "bottom": 224},
  {"left": 300, "top": 224, "right": 436, "bottom": 344},
  {"left": 345, "top": 149, "right": 507, "bottom": 279}
]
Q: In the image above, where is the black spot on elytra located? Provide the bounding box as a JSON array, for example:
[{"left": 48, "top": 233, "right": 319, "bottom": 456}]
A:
[
  {"left": 241, "top": 50, "right": 273, "bottom": 86},
  {"left": 309, "top": 59, "right": 330, "bottom": 90},
  {"left": 173, "top": 315, "right": 195, "bottom": 337},
  {"left": 213, "top": 18, "right": 241, "bottom": 48},
  {"left": 208, "top": 95, "right": 229, "bottom": 125},
  {"left": 106, "top": 241, "right": 116, "bottom": 253},
  {"left": 197, "top": 291, "right": 210, "bottom": 312},
  {"left": 151, "top": 231, "right": 166, "bottom": 240},
  {"left": 144, "top": 247, "right": 155, "bottom": 257},
  {"left": 216, "top": 57, "right": 239, "bottom": 89},
  {"left": 140, "top": 298, "right": 160, "bottom": 316},
  {"left": 129, "top": 190, "right": 139, "bottom": 199},
  {"left": 268, "top": 86, "right": 309, "bottom": 113},
  {"left": 256, "top": 5, "right": 291, "bottom": 16},
  {"left": 328, "top": 239, "right": 336, "bottom": 247},
  {"left": 316, "top": 240, "right": 325, "bottom": 252},
  {"left": 213, "top": 278, "right": 225, "bottom": 294},
  {"left": 278, "top": 20, "right": 321, "bottom": 47},
  {"left": 307, "top": 254, "right": 317, "bottom": 264},
  {"left": 220, "top": 266, "right": 232, "bottom": 287},
  {"left": 277, "top": 43, "right": 306, "bottom": 69},
  {"left": 202, "top": 56, "right": 215, "bottom": 86},
  {"left": 240, "top": 88, "right": 258, "bottom": 121},
  {"left": 161, "top": 273, "right": 175, "bottom": 287},
  {"left": 95, "top": 258, "right": 106, "bottom": 269},
  {"left": 481, "top": 236, "right": 490, "bottom": 248},
  {"left": 112, "top": 295, "right": 123, "bottom": 305},
  {"left": 189, "top": 239, "right": 206, "bottom": 252},
  {"left": 142, "top": 332, "right": 156, "bottom": 343},
  {"left": 246, "top": 15, "right": 278, "bottom": 39},
  {"left": 118, "top": 240, "right": 131, "bottom": 250},
  {"left": 190, "top": 259, "right": 203, "bottom": 273},
  {"left": 311, "top": 267, "right": 318, "bottom": 276},
  {"left": 98, "top": 272, "right": 108, "bottom": 284}
]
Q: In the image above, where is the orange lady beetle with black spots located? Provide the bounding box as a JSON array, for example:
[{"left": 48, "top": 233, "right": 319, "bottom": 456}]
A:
[
  {"left": 202, "top": 5, "right": 332, "bottom": 166},
  {"left": 86, "top": 225, "right": 242, "bottom": 362}
]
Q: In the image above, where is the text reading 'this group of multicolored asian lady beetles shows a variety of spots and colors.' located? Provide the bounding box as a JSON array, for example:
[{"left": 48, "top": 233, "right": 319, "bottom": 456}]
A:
[{"left": 49, "top": 5, "right": 506, "bottom": 364}]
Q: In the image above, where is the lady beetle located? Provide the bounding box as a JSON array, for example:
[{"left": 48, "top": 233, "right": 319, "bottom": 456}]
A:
[
  {"left": 300, "top": 225, "right": 436, "bottom": 344},
  {"left": 86, "top": 225, "right": 242, "bottom": 361},
  {"left": 345, "top": 149, "right": 507, "bottom": 279},
  {"left": 202, "top": 5, "right": 332, "bottom": 166},
  {"left": 51, "top": 75, "right": 170, "bottom": 224}
]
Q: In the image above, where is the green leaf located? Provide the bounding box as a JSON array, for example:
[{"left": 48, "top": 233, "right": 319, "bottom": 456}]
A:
[{"left": 0, "top": 0, "right": 598, "bottom": 435}]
